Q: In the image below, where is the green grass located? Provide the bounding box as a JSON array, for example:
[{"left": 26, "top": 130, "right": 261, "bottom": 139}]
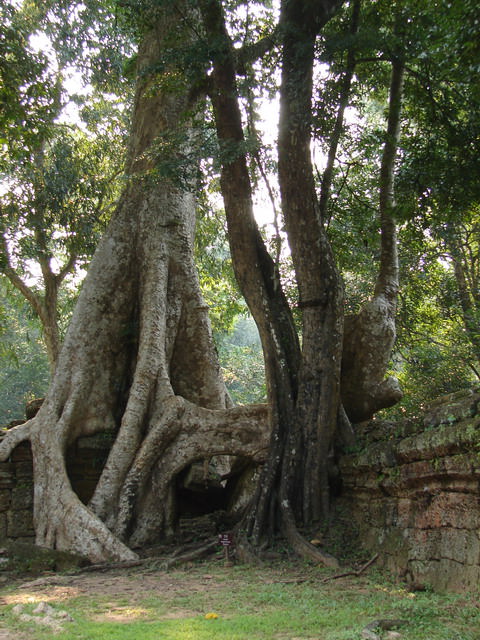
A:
[{"left": 1, "top": 560, "right": 479, "bottom": 640}]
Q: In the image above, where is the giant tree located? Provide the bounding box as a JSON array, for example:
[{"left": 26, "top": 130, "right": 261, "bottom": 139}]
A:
[{"left": 0, "top": 2, "right": 269, "bottom": 561}]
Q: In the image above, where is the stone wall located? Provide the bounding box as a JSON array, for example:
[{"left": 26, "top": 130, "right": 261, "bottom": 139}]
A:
[
  {"left": 337, "top": 387, "right": 480, "bottom": 592},
  {"left": 0, "top": 433, "right": 112, "bottom": 545},
  {"left": 0, "top": 442, "right": 34, "bottom": 542}
]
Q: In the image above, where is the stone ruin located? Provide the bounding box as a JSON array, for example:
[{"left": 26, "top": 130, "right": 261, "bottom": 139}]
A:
[
  {"left": 1, "top": 387, "right": 480, "bottom": 591},
  {"left": 336, "top": 386, "right": 480, "bottom": 591}
]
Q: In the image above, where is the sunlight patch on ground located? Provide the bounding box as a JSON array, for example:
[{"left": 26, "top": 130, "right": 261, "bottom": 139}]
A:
[
  {"left": 91, "top": 605, "right": 151, "bottom": 623},
  {"left": 0, "top": 586, "right": 80, "bottom": 605}
]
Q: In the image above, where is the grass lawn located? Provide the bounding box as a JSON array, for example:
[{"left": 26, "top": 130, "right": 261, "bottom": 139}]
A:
[{"left": 0, "top": 558, "right": 479, "bottom": 639}]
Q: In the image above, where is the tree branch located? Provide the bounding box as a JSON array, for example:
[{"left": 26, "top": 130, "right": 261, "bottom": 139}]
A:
[
  {"left": 0, "top": 232, "right": 43, "bottom": 316},
  {"left": 0, "top": 422, "right": 33, "bottom": 460},
  {"left": 56, "top": 251, "right": 78, "bottom": 285},
  {"left": 234, "top": 27, "right": 280, "bottom": 76}
]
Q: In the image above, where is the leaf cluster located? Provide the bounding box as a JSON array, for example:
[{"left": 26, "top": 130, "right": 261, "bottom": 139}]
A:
[{"left": 0, "top": 1, "right": 60, "bottom": 168}]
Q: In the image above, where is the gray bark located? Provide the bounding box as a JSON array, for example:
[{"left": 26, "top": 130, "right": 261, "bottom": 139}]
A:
[
  {"left": 199, "top": 0, "right": 344, "bottom": 565},
  {"left": 0, "top": 4, "right": 269, "bottom": 562},
  {"left": 341, "top": 58, "right": 405, "bottom": 423}
]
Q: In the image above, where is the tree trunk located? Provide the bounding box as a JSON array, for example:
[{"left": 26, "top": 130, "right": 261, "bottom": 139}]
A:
[
  {"left": 277, "top": 0, "right": 345, "bottom": 528},
  {"left": 340, "top": 58, "right": 405, "bottom": 423},
  {"left": 199, "top": 0, "right": 344, "bottom": 565},
  {"left": 0, "top": 4, "right": 269, "bottom": 563},
  {"left": 199, "top": 0, "right": 302, "bottom": 551}
]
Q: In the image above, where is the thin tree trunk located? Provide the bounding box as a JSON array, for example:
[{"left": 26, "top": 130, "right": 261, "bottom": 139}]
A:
[
  {"left": 448, "top": 235, "right": 480, "bottom": 363},
  {"left": 341, "top": 58, "right": 405, "bottom": 422},
  {"left": 277, "top": 0, "right": 345, "bottom": 526},
  {"left": 198, "top": 0, "right": 301, "bottom": 548},
  {"left": 318, "top": 0, "right": 361, "bottom": 225}
]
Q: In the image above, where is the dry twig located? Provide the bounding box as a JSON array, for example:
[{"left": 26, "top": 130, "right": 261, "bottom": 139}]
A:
[{"left": 321, "top": 553, "right": 379, "bottom": 583}]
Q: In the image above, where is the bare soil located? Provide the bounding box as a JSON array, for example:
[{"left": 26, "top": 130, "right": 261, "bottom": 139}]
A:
[{"left": 0, "top": 559, "right": 228, "bottom": 638}]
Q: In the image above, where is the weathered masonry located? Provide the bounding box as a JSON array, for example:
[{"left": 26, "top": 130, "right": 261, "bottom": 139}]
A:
[
  {"left": 337, "top": 387, "right": 480, "bottom": 591},
  {"left": 1, "top": 388, "right": 480, "bottom": 591},
  {"left": 0, "top": 433, "right": 113, "bottom": 544}
]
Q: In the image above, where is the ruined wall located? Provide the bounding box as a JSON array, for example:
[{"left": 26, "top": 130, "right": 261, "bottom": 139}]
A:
[
  {"left": 0, "top": 434, "right": 112, "bottom": 544},
  {"left": 337, "top": 387, "right": 480, "bottom": 592},
  {"left": 0, "top": 441, "right": 34, "bottom": 542},
  {"left": 2, "top": 389, "right": 480, "bottom": 592}
]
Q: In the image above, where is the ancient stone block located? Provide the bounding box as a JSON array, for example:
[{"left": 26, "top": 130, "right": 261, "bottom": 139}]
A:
[
  {"left": 75, "top": 432, "right": 115, "bottom": 451},
  {"left": 409, "top": 558, "right": 480, "bottom": 593},
  {"left": 14, "top": 461, "right": 33, "bottom": 479},
  {"left": 0, "top": 465, "right": 15, "bottom": 489},
  {"left": 0, "top": 490, "right": 11, "bottom": 511},
  {"left": 7, "top": 509, "right": 34, "bottom": 538},
  {"left": 10, "top": 442, "right": 32, "bottom": 462},
  {"left": 414, "top": 492, "right": 479, "bottom": 530},
  {"left": 399, "top": 460, "right": 436, "bottom": 485},
  {"left": 423, "top": 389, "right": 480, "bottom": 429},
  {"left": 396, "top": 498, "right": 414, "bottom": 528},
  {"left": 11, "top": 485, "right": 33, "bottom": 511},
  {"left": 378, "top": 528, "right": 409, "bottom": 566},
  {"left": 438, "top": 528, "right": 480, "bottom": 566},
  {"left": 400, "top": 420, "right": 480, "bottom": 466},
  {"left": 408, "top": 528, "right": 441, "bottom": 561}
]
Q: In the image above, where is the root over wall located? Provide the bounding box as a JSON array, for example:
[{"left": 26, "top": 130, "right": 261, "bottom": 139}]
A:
[{"left": 2, "top": 387, "right": 480, "bottom": 592}]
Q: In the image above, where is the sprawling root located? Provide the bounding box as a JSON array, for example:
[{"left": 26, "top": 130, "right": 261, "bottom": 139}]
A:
[
  {"left": 281, "top": 505, "right": 339, "bottom": 568},
  {"left": 0, "top": 393, "right": 270, "bottom": 562},
  {"left": 119, "top": 400, "right": 270, "bottom": 547},
  {"left": 0, "top": 421, "right": 32, "bottom": 458},
  {"left": 0, "top": 418, "right": 137, "bottom": 562}
]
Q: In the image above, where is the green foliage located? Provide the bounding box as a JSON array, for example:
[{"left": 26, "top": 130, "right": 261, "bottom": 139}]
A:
[
  {"left": 194, "top": 192, "right": 266, "bottom": 405},
  {"left": 0, "top": 281, "right": 49, "bottom": 425},
  {"left": 195, "top": 198, "right": 244, "bottom": 335},
  {"left": 1, "top": 115, "right": 125, "bottom": 270},
  {"left": 194, "top": 196, "right": 266, "bottom": 404},
  {"left": 383, "top": 220, "right": 478, "bottom": 416},
  {"left": 34, "top": 0, "right": 135, "bottom": 94},
  {"left": 310, "top": 0, "right": 480, "bottom": 412},
  {"left": 0, "top": 1, "right": 60, "bottom": 168},
  {"left": 0, "top": 1, "right": 130, "bottom": 365},
  {"left": 217, "top": 315, "right": 266, "bottom": 405}
]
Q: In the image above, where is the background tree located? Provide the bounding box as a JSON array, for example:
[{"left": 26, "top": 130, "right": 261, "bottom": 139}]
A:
[
  {"left": 0, "top": 280, "right": 49, "bottom": 424},
  {"left": 1, "top": 0, "right": 129, "bottom": 371},
  {"left": 1, "top": 121, "right": 126, "bottom": 370},
  {"left": 387, "top": 0, "right": 480, "bottom": 407}
]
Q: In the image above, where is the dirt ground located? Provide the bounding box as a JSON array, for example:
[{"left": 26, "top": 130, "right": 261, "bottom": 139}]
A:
[{"left": 0, "top": 563, "right": 229, "bottom": 638}]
